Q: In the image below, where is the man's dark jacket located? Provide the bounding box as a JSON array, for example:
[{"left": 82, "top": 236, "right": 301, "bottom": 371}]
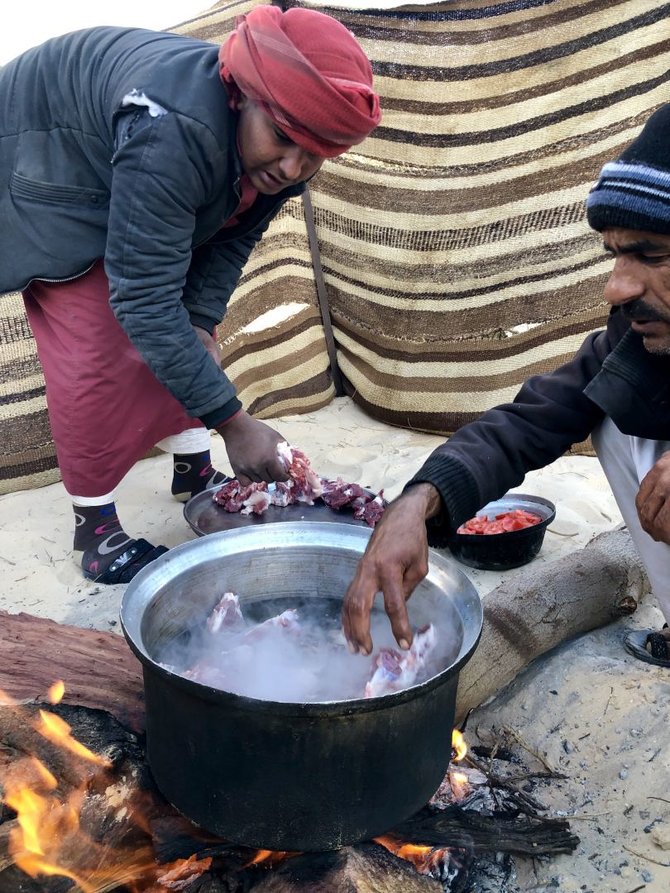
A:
[
  {"left": 407, "top": 309, "right": 670, "bottom": 537},
  {"left": 0, "top": 26, "right": 304, "bottom": 427}
]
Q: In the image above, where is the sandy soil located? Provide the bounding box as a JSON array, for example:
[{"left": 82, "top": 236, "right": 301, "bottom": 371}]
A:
[{"left": 1, "top": 396, "right": 668, "bottom": 892}]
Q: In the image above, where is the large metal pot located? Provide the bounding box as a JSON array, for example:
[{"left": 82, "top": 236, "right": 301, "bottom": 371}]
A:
[{"left": 120, "top": 522, "right": 482, "bottom": 852}]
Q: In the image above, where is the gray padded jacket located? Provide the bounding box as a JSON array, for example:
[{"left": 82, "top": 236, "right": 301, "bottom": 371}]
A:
[{"left": 0, "top": 26, "right": 304, "bottom": 427}]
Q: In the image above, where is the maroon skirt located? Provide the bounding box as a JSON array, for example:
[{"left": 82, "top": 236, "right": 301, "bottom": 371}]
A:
[{"left": 23, "top": 260, "right": 204, "bottom": 497}]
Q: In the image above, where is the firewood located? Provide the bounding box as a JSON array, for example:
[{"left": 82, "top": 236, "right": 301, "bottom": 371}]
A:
[
  {"left": 0, "top": 703, "right": 89, "bottom": 791},
  {"left": 0, "top": 704, "right": 160, "bottom": 893},
  {"left": 0, "top": 612, "right": 144, "bottom": 732},
  {"left": 0, "top": 819, "right": 19, "bottom": 872},
  {"left": 455, "top": 528, "right": 647, "bottom": 721},
  {"left": 0, "top": 868, "right": 72, "bottom": 892},
  {"left": 148, "top": 815, "right": 251, "bottom": 868},
  {"left": 390, "top": 805, "right": 578, "bottom": 856},
  {"left": 0, "top": 702, "right": 576, "bottom": 893},
  {"left": 249, "top": 843, "right": 442, "bottom": 892}
]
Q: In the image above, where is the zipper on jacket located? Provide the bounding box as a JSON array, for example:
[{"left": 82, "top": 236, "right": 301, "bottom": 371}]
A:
[{"left": 22, "top": 261, "right": 97, "bottom": 291}]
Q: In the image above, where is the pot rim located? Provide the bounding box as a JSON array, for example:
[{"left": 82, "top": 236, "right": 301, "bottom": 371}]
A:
[{"left": 120, "top": 522, "right": 483, "bottom": 714}]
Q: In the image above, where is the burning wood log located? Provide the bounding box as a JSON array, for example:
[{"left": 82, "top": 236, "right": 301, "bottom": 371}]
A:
[
  {"left": 0, "top": 820, "right": 20, "bottom": 873},
  {"left": 0, "top": 703, "right": 88, "bottom": 792},
  {"left": 249, "top": 843, "right": 442, "bottom": 892},
  {"left": 0, "top": 702, "right": 160, "bottom": 893},
  {"left": 455, "top": 528, "right": 646, "bottom": 720},
  {"left": 0, "top": 700, "right": 576, "bottom": 893},
  {"left": 390, "top": 805, "right": 578, "bottom": 856}
]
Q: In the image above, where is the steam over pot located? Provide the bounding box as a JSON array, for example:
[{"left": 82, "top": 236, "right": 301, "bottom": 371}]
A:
[{"left": 120, "top": 522, "right": 482, "bottom": 851}]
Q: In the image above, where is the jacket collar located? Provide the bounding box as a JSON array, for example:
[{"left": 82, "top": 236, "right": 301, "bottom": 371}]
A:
[{"left": 585, "top": 319, "right": 670, "bottom": 438}]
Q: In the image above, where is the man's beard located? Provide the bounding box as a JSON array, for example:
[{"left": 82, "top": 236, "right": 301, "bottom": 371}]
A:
[
  {"left": 621, "top": 299, "right": 670, "bottom": 355},
  {"left": 644, "top": 341, "right": 670, "bottom": 356}
]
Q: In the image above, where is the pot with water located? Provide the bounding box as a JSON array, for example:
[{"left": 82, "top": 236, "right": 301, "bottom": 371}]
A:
[{"left": 120, "top": 522, "right": 482, "bottom": 852}]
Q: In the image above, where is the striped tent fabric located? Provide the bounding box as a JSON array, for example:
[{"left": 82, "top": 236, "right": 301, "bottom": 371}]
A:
[
  {"left": 288, "top": 0, "right": 670, "bottom": 435},
  {"left": 0, "top": 293, "right": 58, "bottom": 492},
  {"left": 203, "top": 199, "right": 335, "bottom": 420}
]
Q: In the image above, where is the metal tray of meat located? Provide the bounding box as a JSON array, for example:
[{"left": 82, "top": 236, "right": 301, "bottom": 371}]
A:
[{"left": 184, "top": 481, "right": 378, "bottom": 537}]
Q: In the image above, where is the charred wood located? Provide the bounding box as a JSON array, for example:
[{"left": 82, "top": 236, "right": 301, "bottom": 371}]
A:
[
  {"left": 0, "top": 702, "right": 153, "bottom": 808},
  {"left": 248, "top": 843, "right": 442, "bottom": 892},
  {"left": 149, "top": 815, "right": 254, "bottom": 870},
  {"left": 150, "top": 815, "right": 236, "bottom": 863},
  {"left": 0, "top": 703, "right": 92, "bottom": 791},
  {"left": 390, "top": 804, "right": 579, "bottom": 856},
  {"left": 0, "top": 868, "right": 73, "bottom": 892},
  {"left": 0, "top": 703, "right": 161, "bottom": 893}
]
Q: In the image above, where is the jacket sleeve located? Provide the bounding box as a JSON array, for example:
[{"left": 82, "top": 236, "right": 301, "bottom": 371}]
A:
[
  {"left": 182, "top": 229, "right": 268, "bottom": 334},
  {"left": 104, "top": 110, "right": 242, "bottom": 424},
  {"left": 405, "top": 324, "right": 616, "bottom": 539}
]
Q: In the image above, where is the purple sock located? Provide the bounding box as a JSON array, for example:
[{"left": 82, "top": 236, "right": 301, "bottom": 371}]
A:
[
  {"left": 171, "top": 450, "right": 228, "bottom": 500},
  {"left": 72, "top": 502, "right": 134, "bottom": 576}
]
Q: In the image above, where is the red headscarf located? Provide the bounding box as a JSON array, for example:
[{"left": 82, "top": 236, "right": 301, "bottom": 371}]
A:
[{"left": 219, "top": 6, "right": 382, "bottom": 158}]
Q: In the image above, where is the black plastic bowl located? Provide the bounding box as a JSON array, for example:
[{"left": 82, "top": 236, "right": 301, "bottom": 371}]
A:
[{"left": 448, "top": 493, "right": 556, "bottom": 571}]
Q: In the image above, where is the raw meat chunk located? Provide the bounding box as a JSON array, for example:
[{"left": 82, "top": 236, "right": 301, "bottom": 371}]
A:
[
  {"left": 206, "top": 591, "right": 244, "bottom": 634},
  {"left": 277, "top": 442, "right": 323, "bottom": 504},
  {"left": 211, "top": 444, "right": 386, "bottom": 527},
  {"left": 364, "top": 624, "right": 437, "bottom": 698}
]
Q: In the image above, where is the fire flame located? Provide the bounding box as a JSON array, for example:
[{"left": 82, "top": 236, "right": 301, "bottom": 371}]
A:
[
  {"left": 448, "top": 769, "right": 469, "bottom": 800},
  {"left": 156, "top": 854, "right": 213, "bottom": 887},
  {"left": 447, "top": 729, "right": 471, "bottom": 799},
  {"left": 246, "top": 848, "right": 295, "bottom": 867},
  {"left": 1, "top": 683, "right": 159, "bottom": 892},
  {"left": 38, "top": 709, "right": 113, "bottom": 767},
  {"left": 376, "top": 836, "right": 432, "bottom": 862},
  {"left": 5, "top": 782, "right": 91, "bottom": 889},
  {"left": 48, "top": 679, "right": 66, "bottom": 704},
  {"left": 451, "top": 728, "right": 467, "bottom": 762},
  {"left": 1, "top": 697, "right": 473, "bottom": 891}
]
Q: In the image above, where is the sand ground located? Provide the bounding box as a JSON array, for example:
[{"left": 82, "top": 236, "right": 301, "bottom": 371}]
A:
[{"left": 1, "top": 396, "right": 668, "bottom": 892}]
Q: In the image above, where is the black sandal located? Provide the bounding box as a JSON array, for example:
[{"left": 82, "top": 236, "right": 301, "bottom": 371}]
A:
[
  {"left": 624, "top": 625, "right": 670, "bottom": 668},
  {"left": 83, "top": 538, "right": 168, "bottom": 585}
]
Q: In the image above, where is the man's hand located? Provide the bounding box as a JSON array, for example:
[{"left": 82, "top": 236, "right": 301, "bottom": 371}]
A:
[
  {"left": 341, "top": 483, "right": 443, "bottom": 655},
  {"left": 194, "top": 326, "right": 222, "bottom": 368},
  {"left": 216, "top": 411, "right": 289, "bottom": 486},
  {"left": 636, "top": 451, "right": 670, "bottom": 545}
]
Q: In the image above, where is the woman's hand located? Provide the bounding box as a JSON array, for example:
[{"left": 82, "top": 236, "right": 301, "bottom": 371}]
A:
[
  {"left": 636, "top": 451, "right": 670, "bottom": 545},
  {"left": 215, "top": 410, "right": 289, "bottom": 486},
  {"left": 341, "top": 483, "right": 442, "bottom": 655}
]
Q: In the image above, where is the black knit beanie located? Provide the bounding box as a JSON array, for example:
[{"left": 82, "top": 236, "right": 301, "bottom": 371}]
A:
[{"left": 586, "top": 104, "right": 670, "bottom": 235}]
